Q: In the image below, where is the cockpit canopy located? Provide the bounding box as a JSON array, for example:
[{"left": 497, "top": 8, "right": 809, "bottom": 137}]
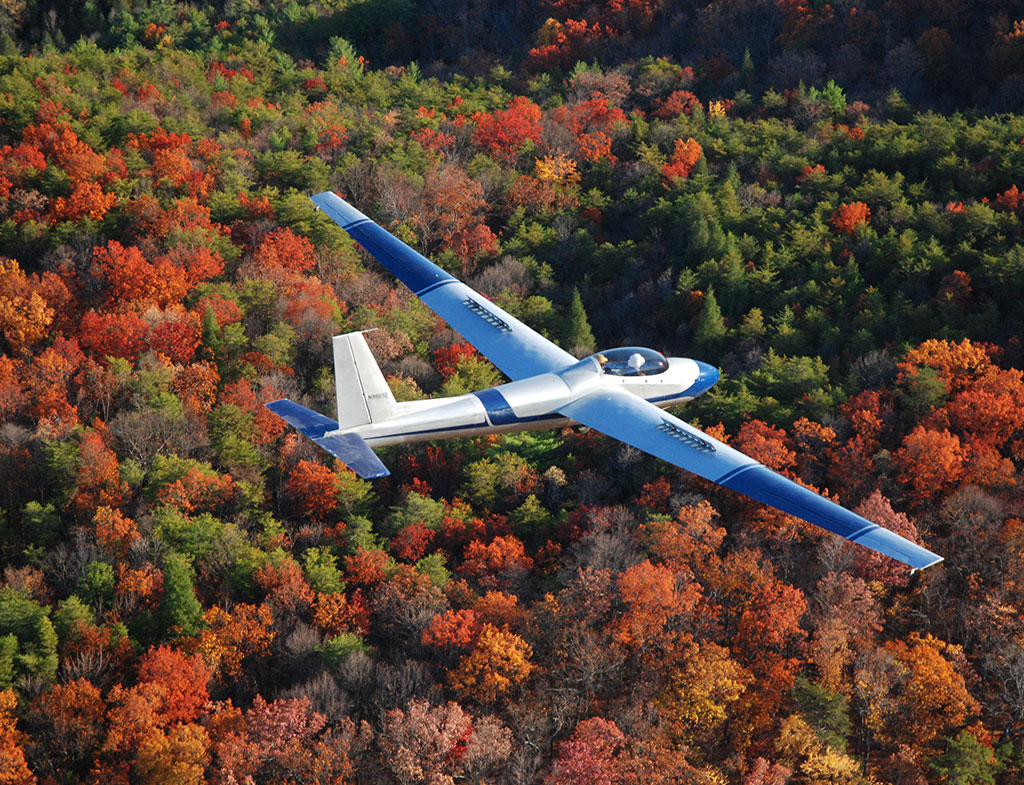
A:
[{"left": 591, "top": 347, "right": 669, "bottom": 377}]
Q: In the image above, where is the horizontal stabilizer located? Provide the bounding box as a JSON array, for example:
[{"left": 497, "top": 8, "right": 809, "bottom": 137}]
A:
[
  {"left": 264, "top": 399, "right": 390, "bottom": 479},
  {"left": 314, "top": 432, "right": 390, "bottom": 479},
  {"left": 265, "top": 399, "right": 338, "bottom": 438}
]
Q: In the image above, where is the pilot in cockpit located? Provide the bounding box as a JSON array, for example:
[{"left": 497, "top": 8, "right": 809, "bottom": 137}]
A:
[{"left": 626, "top": 352, "right": 647, "bottom": 375}]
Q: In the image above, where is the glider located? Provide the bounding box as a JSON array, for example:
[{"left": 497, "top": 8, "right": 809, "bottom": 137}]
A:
[{"left": 266, "top": 191, "right": 943, "bottom": 571}]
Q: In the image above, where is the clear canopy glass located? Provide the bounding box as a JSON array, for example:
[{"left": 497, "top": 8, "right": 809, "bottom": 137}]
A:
[{"left": 590, "top": 347, "right": 669, "bottom": 376}]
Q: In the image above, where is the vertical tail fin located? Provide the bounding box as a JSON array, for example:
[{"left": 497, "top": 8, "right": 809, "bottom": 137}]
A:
[{"left": 334, "top": 331, "right": 396, "bottom": 429}]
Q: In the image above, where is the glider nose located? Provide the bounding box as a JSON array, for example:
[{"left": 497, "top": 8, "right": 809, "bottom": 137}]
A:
[{"left": 691, "top": 361, "right": 720, "bottom": 396}]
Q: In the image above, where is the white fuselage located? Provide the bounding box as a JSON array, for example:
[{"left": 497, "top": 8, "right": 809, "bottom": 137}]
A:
[{"left": 340, "top": 356, "right": 710, "bottom": 447}]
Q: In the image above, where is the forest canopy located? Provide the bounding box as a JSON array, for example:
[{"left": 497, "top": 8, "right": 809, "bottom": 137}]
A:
[{"left": 1, "top": 1, "right": 1023, "bottom": 783}]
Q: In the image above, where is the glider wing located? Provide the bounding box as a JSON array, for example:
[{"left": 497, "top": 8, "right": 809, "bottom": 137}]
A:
[
  {"left": 312, "top": 191, "right": 576, "bottom": 381},
  {"left": 559, "top": 388, "right": 943, "bottom": 570}
]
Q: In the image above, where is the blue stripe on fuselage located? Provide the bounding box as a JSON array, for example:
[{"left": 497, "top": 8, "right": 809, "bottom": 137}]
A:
[
  {"left": 474, "top": 387, "right": 690, "bottom": 428},
  {"left": 473, "top": 388, "right": 517, "bottom": 425},
  {"left": 645, "top": 391, "right": 689, "bottom": 404}
]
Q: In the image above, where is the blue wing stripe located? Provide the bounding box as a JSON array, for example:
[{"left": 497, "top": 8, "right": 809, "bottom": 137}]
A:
[
  {"left": 351, "top": 221, "right": 455, "bottom": 295},
  {"left": 418, "top": 279, "right": 459, "bottom": 297},
  {"left": 719, "top": 464, "right": 873, "bottom": 541},
  {"left": 715, "top": 463, "right": 759, "bottom": 486},
  {"left": 854, "top": 527, "right": 943, "bottom": 569},
  {"left": 845, "top": 524, "right": 878, "bottom": 542},
  {"left": 312, "top": 192, "right": 455, "bottom": 295}
]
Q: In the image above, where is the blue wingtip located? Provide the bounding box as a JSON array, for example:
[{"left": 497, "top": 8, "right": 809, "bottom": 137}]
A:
[
  {"left": 310, "top": 190, "right": 455, "bottom": 296},
  {"left": 719, "top": 464, "right": 943, "bottom": 570}
]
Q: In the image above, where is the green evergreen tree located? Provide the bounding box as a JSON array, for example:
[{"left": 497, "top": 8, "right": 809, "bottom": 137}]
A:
[
  {"left": 415, "top": 553, "right": 451, "bottom": 587},
  {"left": 20, "top": 502, "right": 60, "bottom": 549},
  {"left": 739, "top": 49, "right": 755, "bottom": 87},
  {"left": 739, "top": 308, "right": 766, "bottom": 342},
  {"left": 158, "top": 552, "right": 204, "bottom": 640},
  {"left": 303, "top": 546, "right": 345, "bottom": 594},
  {"left": 694, "top": 287, "right": 727, "bottom": 354},
  {"left": 52, "top": 595, "right": 94, "bottom": 646},
  {"left": 931, "top": 731, "right": 1000, "bottom": 785},
  {"left": 0, "top": 588, "right": 59, "bottom": 688},
  {"left": 793, "top": 676, "right": 853, "bottom": 753},
  {"left": 208, "top": 404, "right": 265, "bottom": 469},
  {"left": 41, "top": 439, "right": 82, "bottom": 510},
  {"left": 0, "top": 634, "right": 15, "bottom": 689},
  {"left": 79, "top": 562, "right": 115, "bottom": 612},
  {"left": 563, "top": 288, "right": 596, "bottom": 356},
  {"left": 201, "top": 305, "right": 223, "bottom": 358},
  {"left": 387, "top": 492, "right": 446, "bottom": 537}
]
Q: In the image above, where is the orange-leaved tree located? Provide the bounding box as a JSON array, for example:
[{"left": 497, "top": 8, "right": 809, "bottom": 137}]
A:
[
  {"left": 880, "top": 633, "right": 981, "bottom": 751},
  {"left": 893, "top": 425, "right": 965, "bottom": 506},
  {"left": 0, "top": 258, "right": 57, "bottom": 355},
  {"left": 197, "top": 603, "right": 274, "bottom": 679},
  {"left": 92, "top": 240, "right": 192, "bottom": 310},
  {"left": 448, "top": 623, "right": 533, "bottom": 703},
  {"left": 830, "top": 202, "right": 871, "bottom": 235},
  {"left": 662, "top": 137, "right": 702, "bottom": 182},
  {"left": 0, "top": 689, "right": 35, "bottom": 785},
  {"left": 613, "top": 559, "right": 700, "bottom": 656},
  {"left": 422, "top": 608, "right": 482, "bottom": 650},
  {"left": 285, "top": 460, "right": 340, "bottom": 522},
  {"left": 137, "top": 645, "right": 211, "bottom": 724},
  {"left": 550, "top": 94, "right": 630, "bottom": 163},
  {"left": 458, "top": 535, "right": 534, "bottom": 589},
  {"left": 26, "top": 678, "right": 106, "bottom": 781},
  {"left": 471, "top": 97, "right": 543, "bottom": 162}
]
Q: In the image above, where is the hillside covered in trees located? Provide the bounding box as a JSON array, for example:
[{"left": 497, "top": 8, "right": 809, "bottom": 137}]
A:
[{"left": 1, "top": 1, "right": 1024, "bottom": 783}]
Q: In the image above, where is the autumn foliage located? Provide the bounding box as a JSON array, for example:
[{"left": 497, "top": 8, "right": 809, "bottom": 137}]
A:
[
  {"left": 2, "top": 9, "right": 1024, "bottom": 785},
  {"left": 472, "top": 97, "right": 543, "bottom": 162},
  {"left": 830, "top": 201, "right": 871, "bottom": 235},
  {"left": 661, "top": 137, "right": 702, "bottom": 182},
  {"left": 286, "top": 460, "right": 340, "bottom": 521}
]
